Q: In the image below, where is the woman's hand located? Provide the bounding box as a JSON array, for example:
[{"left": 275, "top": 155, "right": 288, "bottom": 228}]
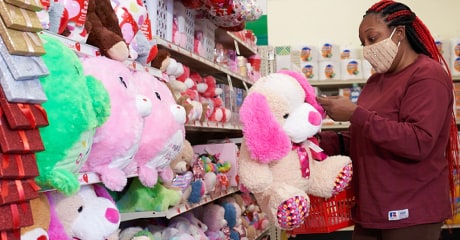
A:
[{"left": 317, "top": 96, "right": 357, "bottom": 122}]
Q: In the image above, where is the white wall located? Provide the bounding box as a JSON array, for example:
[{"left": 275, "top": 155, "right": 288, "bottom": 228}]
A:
[{"left": 266, "top": 0, "right": 460, "bottom": 48}]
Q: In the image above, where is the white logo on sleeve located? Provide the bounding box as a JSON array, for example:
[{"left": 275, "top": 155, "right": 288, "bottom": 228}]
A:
[{"left": 388, "top": 209, "right": 409, "bottom": 221}]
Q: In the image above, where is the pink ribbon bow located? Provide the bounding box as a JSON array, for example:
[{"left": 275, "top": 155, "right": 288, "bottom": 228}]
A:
[{"left": 292, "top": 137, "right": 327, "bottom": 178}]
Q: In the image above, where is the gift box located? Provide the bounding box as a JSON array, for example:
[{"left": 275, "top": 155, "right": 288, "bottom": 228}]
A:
[
  {"left": 0, "top": 87, "right": 48, "bottom": 129},
  {"left": 0, "top": 229, "right": 20, "bottom": 240},
  {"left": 0, "top": 153, "right": 39, "bottom": 178},
  {"left": 5, "top": 0, "right": 43, "bottom": 12},
  {"left": 0, "top": 179, "right": 40, "bottom": 205},
  {"left": 0, "top": 55, "right": 47, "bottom": 104},
  {"left": 0, "top": 1, "right": 43, "bottom": 32},
  {"left": 0, "top": 36, "right": 48, "bottom": 80},
  {"left": 0, "top": 201, "right": 33, "bottom": 230},
  {"left": 0, "top": 17, "right": 45, "bottom": 56},
  {"left": 0, "top": 113, "right": 44, "bottom": 153}
]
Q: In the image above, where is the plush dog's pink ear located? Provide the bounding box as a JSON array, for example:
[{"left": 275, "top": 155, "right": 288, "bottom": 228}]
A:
[
  {"left": 93, "top": 183, "right": 115, "bottom": 203},
  {"left": 239, "top": 92, "right": 291, "bottom": 163}
]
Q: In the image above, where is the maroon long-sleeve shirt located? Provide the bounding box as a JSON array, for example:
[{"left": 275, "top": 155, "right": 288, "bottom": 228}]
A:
[{"left": 320, "top": 54, "right": 454, "bottom": 229}]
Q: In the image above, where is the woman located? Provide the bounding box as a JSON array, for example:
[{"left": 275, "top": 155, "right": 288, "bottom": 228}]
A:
[{"left": 317, "top": 1, "right": 459, "bottom": 240}]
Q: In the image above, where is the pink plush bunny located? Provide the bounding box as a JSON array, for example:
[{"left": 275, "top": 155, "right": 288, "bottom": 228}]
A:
[
  {"left": 129, "top": 70, "right": 186, "bottom": 187},
  {"left": 80, "top": 56, "right": 152, "bottom": 191}
]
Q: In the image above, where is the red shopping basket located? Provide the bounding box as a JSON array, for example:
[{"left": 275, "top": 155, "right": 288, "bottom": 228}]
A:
[{"left": 287, "top": 188, "right": 355, "bottom": 234}]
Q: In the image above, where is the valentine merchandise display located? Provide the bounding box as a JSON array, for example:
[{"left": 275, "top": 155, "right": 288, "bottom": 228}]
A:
[
  {"left": 45, "top": 183, "right": 120, "bottom": 240},
  {"left": 0, "top": 1, "right": 269, "bottom": 238},
  {"left": 35, "top": 34, "right": 110, "bottom": 196},
  {"left": 238, "top": 70, "right": 353, "bottom": 230},
  {"left": 80, "top": 56, "right": 151, "bottom": 192}
]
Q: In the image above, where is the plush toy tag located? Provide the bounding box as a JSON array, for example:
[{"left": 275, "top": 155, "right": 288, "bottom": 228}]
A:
[{"left": 307, "top": 139, "right": 323, "bottom": 152}]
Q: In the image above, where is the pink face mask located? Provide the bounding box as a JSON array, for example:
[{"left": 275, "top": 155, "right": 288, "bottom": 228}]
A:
[{"left": 363, "top": 28, "right": 400, "bottom": 73}]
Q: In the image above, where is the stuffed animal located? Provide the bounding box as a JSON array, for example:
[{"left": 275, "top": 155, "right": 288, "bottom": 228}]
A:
[
  {"left": 80, "top": 56, "right": 152, "bottom": 192},
  {"left": 239, "top": 191, "right": 269, "bottom": 234},
  {"left": 151, "top": 48, "right": 171, "bottom": 72},
  {"left": 220, "top": 202, "right": 240, "bottom": 240},
  {"left": 116, "top": 177, "right": 182, "bottom": 213},
  {"left": 85, "top": 0, "right": 129, "bottom": 61},
  {"left": 20, "top": 193, "right": 51, "bottom": 240},
  {"left": 229, "top": 194, "right": 250, "bottom": 240},
  {"left": 46, "top": 183, "right": 121, "bottom": 240},
  {"left": 165, "top": 139, "right": 195, "bottom": 194},
  {"left": 35, "top": 34, "right": 110, "bottom": 196},
  {"left": 196, "top": 203, "right": 229, "bottom": 240},
  {"left": 128, "top": 70, "right": 186, "bottom": 188},
  {"left": 167, "top": 212, "right": 208, "bottom": 240},
  {"left": 238, "top": 70, "right": 353, "bottom": 230},
  {"left": 119, "top": 227, "right": 155, "bottom": 240},
  {"left": 198, "top": 75, "right": 222, "bottom": 99},
  {"left": 219, "top": 196, "right": 248, "bottom": 240},
  {"left": 208, "top": 94, "right": 231, "bottom": 123}
]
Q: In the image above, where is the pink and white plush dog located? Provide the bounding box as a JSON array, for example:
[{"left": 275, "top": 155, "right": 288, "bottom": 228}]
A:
[{"left": 238, "top": 70, "right": 353, "bottom": 230}]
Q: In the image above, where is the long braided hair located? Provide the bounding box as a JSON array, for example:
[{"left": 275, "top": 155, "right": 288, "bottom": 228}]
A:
[{"left": 366, "top": 0, "right": 460, "bottom": 216}]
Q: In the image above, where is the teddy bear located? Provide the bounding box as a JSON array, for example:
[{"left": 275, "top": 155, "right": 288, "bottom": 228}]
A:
[
  {"left": 127, "top": 69, "right": 186, "bottom": 188},
  {"left": 166, "top": 141, "right": 210, "bottom": 204},
  {"left": 20, "top": 193, "right": 51, "bottom": 240},
  {"left": 46, "top": 183, "right": 121, "bottom": 240},
  {"left": 194, "top": 203, "right": 229, "bottom": 240},
  {"left": 85, "top": 0, "right": 129, "bottom": 61},
  {"left": 238, "top": 70, "right": 353, "bottom": 230},
  {"left": 35, "top": 34, "right": 110, "bottom": 196},
  {"left": 165, "top": 139, "right": 194, "bottom": 191},
  {"left": 196, "top": 75, "right": 231, "bottom": 122},
  {"left": 80, "top": 56, "right": 152, "bottom": 192}
]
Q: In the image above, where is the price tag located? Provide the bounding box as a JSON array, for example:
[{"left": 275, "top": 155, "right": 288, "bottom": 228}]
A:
[
  {"left": 242, "top": 81, "right": 249, "bottom": 91},
  {"left": 227, "top": 74, "right": 234, "bottom": 90},
  {"left": 234, "top": 39, "right": 240, "bottom": 56}
]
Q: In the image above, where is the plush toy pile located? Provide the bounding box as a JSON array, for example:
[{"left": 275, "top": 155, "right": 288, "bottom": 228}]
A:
[{"left": 238, "top": 70, "right": 353, "bottom": 230}]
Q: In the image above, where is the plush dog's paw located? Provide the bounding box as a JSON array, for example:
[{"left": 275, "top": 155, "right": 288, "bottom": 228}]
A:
[
  {"left": 276, "top": 196, "right": 310, "bottom": 229},
  {"left": 332, "top": 162, "right": 353, "bottom": 195}
]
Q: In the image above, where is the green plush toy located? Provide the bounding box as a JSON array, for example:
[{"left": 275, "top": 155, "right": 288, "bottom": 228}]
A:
[
  {"left": 35, "top": 34, "right": 110, "bottom": 196},
  {"left": 116, "top": 177, "right": 182, "bottom": 213}
]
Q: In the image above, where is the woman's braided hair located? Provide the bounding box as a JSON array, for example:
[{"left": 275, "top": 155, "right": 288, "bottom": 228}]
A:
[{"left": 366, "top": 0, "right": 460, "bottom": 216}]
